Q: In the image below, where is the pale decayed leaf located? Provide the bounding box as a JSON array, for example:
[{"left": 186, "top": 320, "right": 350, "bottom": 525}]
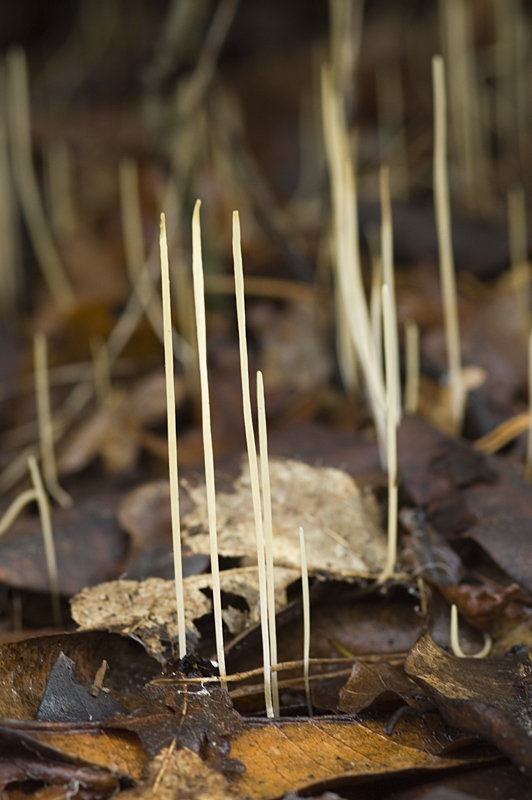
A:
[
  {"left": 182, "top": 458, "right": 387, "bottom": 576},
  {"left": 71, "top": 566, "right": 299, "bottom": 661}
]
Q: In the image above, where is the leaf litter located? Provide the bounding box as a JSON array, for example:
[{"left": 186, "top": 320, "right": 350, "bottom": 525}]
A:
[{"left": 2, "top": 4, "right": 532, "bottom": 799}]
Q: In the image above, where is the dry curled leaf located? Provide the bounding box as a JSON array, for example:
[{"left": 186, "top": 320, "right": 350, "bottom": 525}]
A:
[{"left": 181, "top": 458, "right": 387, "bottom": 576}]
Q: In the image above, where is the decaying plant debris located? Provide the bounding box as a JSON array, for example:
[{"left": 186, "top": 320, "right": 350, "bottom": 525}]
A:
[{"left": 0, "top": 1, "right": 531, "bottom": 798}]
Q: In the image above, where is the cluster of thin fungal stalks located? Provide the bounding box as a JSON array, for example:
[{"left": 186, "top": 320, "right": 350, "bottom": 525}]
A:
[
  {"left": 160, "top": 203, "right": 314, "bottom": 717},
  {"left": 5, "top": 7, "right": 528, "bottom": 708},
  {"left": 157, "top": 42, "right": 495, "bottom": 705}
]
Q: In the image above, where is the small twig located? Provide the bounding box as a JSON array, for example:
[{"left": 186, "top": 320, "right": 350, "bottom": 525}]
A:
[
  {"left": 89, "top": 660, "right": 108, "bottom": 697},
  {"left": 156, "top": 653, "right": 409, "bottom": 685}
]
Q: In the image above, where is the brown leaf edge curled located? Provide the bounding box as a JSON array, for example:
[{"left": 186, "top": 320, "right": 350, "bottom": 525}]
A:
[{"left": 405, "top": 633, "right": 532, "bottom": 778}]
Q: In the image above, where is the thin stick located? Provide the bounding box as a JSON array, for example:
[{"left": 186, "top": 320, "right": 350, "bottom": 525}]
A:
[
  {"left": 299, "top": 526, "right": 312, "bottom": 716},
  {"left": 379, "top": 285, "right": 398, "bottom": 583},
  {"left": 191, "top": 200, "right": 226, "bottom": 682},
  {"left": 432, "top": 55, "right": 464, "bottom": 434},
  {"left": 34, "top": 333, "right": 72, "bottom": 508},
  {"left": 404, "top": 321, "right": 420, "bottom": 415},
  {"left": 27, "top": 455, "right": 62, "bottom": 627},
  {"left": 156, "top": 653, "right": 409, "bottom": 685},
  {"left": 526, "top": 327, "right": 532, "bottom": 483},
  {"left": 6, "top": 48, "right": 74, "bottom": 310},
  {"left": 232, "top": 211, "right": 272, "bottom": 716},
  {"left": 160, "top": 213, "right": 186, "bottom": 660},
  {"left": 379, "top": 166, "right": 401, "bottom": 421},
  {"left": 257, "top": 369, "right": 279, "bottom": 717},
  {"left": 450, "top": 604, "right": 492, "bottom": 659}
]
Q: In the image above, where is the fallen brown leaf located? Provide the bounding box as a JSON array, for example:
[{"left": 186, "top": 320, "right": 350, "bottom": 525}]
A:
[
  {"left": 398, "top": 416, "right": 532, "bottom": 593},
  {"left": 225, "top": 717, "right": 483, "bottom": 799},
  {"left": 405, "top": 632, "right": 532, "bottom": 777},
  {"left": 339, "top": 661, "right": 432, "bottom": 714},
  {"left": 0, "top": 492, "right": 128, "bottom": 595}
]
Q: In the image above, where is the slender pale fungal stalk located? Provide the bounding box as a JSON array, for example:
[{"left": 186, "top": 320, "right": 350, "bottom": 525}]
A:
[
  {"left": 34, "top": 332, "right": 72, "bottom": 508},
  {"left": 0, "top": 488, "right": 38, "bottom": 536},
  {"left": 321, "top": 67, "right": 387, "bottom": 461},
  {"left": 6, "top": 48, "right": 74, "bottom": 310},
  {"left": 191, "top": 200, "right": 226, "bottom": 683},
  {"left": 232, "top": 211, "right": 273, "bottom": 717},
  {"left": 404, "top": 321, "right": 420, "bottom": 415},
  {"left": 432, "top": 55, "right": 464, "bottom": 434},
  {"left": 526, "top": 327, "right": 532, "bottom": 483},
  {"left": 379, "top": 285, "right": 398, "bottom": 583},
  {"left": 160, "top": 213, "right": 186, "bottom": 659},
  {"left": 450, "top": 604, "right": 492, "bottom": 659},
  {"left": 368, "top": 235, "right": 382, "bottom": 372},
  {"left": 257, "top": 369, "right": 279, "bottom": 717},
  {"left": 379, "top": 166, "right": 401, "bottom": 422},
  {"left": 440, "top": 0, "right": 490, "bottom": 211},
  {"left": 299, "top": 526, "right": 312, "bottom": 716},
  {"left": 27, "top": 455, "right": 61, "bottom": 627}
]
